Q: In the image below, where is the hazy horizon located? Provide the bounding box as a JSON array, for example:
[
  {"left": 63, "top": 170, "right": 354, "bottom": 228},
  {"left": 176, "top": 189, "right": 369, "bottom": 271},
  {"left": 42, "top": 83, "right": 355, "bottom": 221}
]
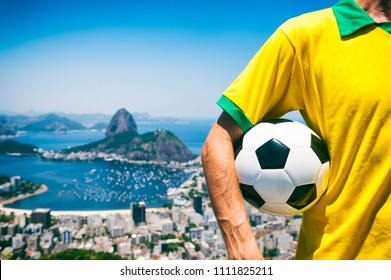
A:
[{"left": 0, "top": 108, "right": 218, "bottom": 121}]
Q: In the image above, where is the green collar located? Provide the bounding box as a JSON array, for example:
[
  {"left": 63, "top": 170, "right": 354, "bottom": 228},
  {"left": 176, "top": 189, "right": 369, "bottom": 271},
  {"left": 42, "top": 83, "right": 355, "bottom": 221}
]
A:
[{"left": 332, "top": 0, "right": 391, "bottom": 37}]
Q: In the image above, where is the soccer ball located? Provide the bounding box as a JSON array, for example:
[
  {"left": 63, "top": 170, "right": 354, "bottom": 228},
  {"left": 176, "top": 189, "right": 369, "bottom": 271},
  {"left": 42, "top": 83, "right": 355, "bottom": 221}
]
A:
[{"left": 235, "top": 118, "right": 330, "bottom": 216}]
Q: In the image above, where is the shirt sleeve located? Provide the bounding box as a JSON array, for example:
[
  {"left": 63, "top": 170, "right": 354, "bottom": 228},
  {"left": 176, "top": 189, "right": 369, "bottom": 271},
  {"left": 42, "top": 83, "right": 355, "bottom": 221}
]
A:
[{"left": 217, "top": 27, "right": 304, "bottom": 132}]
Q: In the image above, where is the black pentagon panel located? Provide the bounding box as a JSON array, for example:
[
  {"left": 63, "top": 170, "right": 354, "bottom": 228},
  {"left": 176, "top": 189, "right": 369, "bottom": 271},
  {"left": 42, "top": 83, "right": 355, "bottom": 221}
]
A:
[
  {"left": 310, "top": 134, "right": 330, "bottom": 164},
  {"left": 264, "top": 118, "right": 293, "bottom": 124},
  {"left": 287, "top": 184, "right": 317, "bottom": 210},
  {"left": 255, "top": 138, "right": 290, "bottom": 169},
  {"left": 239, "top": 183, "right": 265, "bottom": 209}
]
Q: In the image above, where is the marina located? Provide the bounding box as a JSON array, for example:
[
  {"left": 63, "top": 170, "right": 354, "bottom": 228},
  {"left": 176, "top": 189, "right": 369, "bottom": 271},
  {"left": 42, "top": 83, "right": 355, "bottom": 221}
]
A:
[
  {"left": 0, "top": 122, "right": 209, "bottom": 211},
  {"left": 0, "top": 155, "right": 197, "bottom": 211}
]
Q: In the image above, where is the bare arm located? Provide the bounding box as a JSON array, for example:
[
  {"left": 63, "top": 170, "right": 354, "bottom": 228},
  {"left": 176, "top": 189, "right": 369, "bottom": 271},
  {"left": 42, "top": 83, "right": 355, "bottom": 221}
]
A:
[{"left": 201, "top": 112, "right": 264, "bottom": 260}]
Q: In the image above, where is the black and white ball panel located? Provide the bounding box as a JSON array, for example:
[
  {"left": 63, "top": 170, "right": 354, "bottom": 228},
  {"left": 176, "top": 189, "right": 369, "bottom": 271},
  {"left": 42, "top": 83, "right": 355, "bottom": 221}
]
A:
[
  {"left": 254, "top": 169, "right": 296, "bottom": 202},
  {"left": 284, "top": 147, "right": 323, "bottom": 186},
  {"left": 234, "top": 118, "right": 330, "bottom": 216},
  {"left": 235, "top": 148, "right": 261, "bottom": 186},
  {"left": 255, "top": 139, "right": 290, "bottom": 169}
]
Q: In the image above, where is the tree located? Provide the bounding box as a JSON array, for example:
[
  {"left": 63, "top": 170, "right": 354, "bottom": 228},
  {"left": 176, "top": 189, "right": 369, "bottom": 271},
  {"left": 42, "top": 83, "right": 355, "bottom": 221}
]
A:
[
  {"left": 39, "top": 249, "right": 125, "bottom": 260},
  {"left": 161, "top": 233, "right": 176, "bottom": 240},
  {"left": 162, "top": 202, "right": 173, "bottom": 209}
]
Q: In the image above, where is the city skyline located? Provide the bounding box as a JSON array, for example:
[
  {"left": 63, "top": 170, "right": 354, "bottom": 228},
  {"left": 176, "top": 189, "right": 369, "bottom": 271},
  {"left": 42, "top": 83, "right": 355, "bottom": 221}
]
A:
[{"left": 0, "top": 0, "right": 336, "bottom": 118}]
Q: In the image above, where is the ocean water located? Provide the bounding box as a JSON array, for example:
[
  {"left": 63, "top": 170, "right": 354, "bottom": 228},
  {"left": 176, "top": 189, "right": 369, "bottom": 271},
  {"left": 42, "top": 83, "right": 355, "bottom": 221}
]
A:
[{"left": 0, "top": 121, "right": 212, "bottom": 211}]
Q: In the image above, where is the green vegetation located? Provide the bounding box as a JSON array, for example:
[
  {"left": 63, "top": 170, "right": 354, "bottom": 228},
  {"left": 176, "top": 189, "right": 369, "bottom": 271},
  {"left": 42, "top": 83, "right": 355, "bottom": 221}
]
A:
[
  {"left": 0, "top": 177, "right": 42, "bottom": 199},
  {"left": 40, "top": 249, "right": 125, "bottom": 260},
  {"left": 264, "top": 248, "right": 279, "bottom": 259},
  {"left": 0, "top": 140, "right": 38, "bottom": 155},
  {"left": 0, "top": 213, "right": 15, "bottom": 223},
  {"left": 0, "top": 239, "right": 12, "bottom": 250},
  {"left": 64, "top": 129, "right": 194, "bottom": 162},
  {"left": 162, "top": 202, "right": 173, "bottom": 209},
  {"left": 164, "top": 242, "right": 182, "bottom": 253},
  {"left": 0, "top": 176, "right": 9, "bottom": 185},
  {"left": 161, "top": 233, "right": 176, "bottom": 240},
  {"left": 21, "top": 181, "right": 41, "bottom": 194}
]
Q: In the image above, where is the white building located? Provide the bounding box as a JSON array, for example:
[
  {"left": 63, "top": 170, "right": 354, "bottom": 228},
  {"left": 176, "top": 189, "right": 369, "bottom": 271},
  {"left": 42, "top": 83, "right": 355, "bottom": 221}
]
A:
[
  {"left": 188, "top": 212, "right": 203, "bottom": 226},
  {"left": 85, "top": 225, "right": 105, "bottom": 237},
  {"left": 161, "top": 219, "right": 174, "bottom": 234},
  {"left": 26, "top": 234, "right": 39, "bottom": 252},
  {"left": 94, "top": 236, "right": 113, "bottom": 253},
  {"left": 87, "top": 214, "right": 102, "bottom": 226},
  {"left": 264, "top": 235, "right": 276, "bottom": 251},
  {"left": 15, "top": 214, "right": 26, "bottom": 228},
  {"left": 170, "top": 206, "right": 181, "bottom": 223},
  {"left": 40, "top": 231, "right": 55, "bottom": 254},
  {"left": 117, "top": 241, "right": 131, "bottom": 256},
  {"left": 203, "top": 208, "right": 215, "bottom": 225},
  {"left": 57, "top": 215, "right": 82, "bottom": 230},
  {"left": 189, "top": 227, "right": 203, "bottom": 240},
  {"left": 207, "top": 217, "right": 219, "bottom": 231},
  {"left": 12, "top": 233, "right": 25, "bottom": 250},
  {"left": 201, "top": 229, "right": 215, "bottom": 243},
  {"left": 110, "top": 226, "right": 124, "bottom": 238},
  {"left": 276, "top": 231, "right": 294, "bottom": 254},
  {"left": 0, "top": 183, "right": 11, "bottom": 193},
  {"left": 105, "top": 213, "right": 133, "bottom": 234}
]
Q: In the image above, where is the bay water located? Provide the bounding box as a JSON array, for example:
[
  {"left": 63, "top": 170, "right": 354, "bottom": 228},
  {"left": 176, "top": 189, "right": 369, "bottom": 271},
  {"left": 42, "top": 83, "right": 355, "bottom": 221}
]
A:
[{"left": 0, "top": 120, "right": 212, "bottom": 210}]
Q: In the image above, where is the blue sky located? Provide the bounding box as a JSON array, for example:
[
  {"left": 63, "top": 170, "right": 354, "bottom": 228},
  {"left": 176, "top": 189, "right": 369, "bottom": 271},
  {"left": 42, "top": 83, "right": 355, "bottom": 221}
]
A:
[{"left": 0, "top": 0, "right": 337, "bottom": 118}]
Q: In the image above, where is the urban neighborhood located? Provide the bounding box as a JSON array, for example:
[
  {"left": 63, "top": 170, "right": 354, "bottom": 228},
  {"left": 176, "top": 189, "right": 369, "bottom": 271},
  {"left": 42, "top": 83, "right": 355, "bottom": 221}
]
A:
[{"left": 0, "top": 166, "right": 302, "bottom": 260}]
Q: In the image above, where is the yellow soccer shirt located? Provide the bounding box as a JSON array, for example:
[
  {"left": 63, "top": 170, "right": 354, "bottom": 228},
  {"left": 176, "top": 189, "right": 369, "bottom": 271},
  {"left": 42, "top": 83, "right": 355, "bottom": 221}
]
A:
[{"left": 217, "top": 0, "right": 391, "bottom": 259}]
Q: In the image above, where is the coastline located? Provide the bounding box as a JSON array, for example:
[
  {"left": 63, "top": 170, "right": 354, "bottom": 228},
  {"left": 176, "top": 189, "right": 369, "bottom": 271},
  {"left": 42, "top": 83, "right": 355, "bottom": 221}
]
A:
[
  {"left": 0, "top": 160, "right": 201, "bottom": 218},
  {"left": 0, "top": 183, "right": 168, "bottom": 218},
  {"left": 0, "top": 184, "right": 48, "bottom": 207},
  {"left": 0, "top": 184, "right": 48, "bottom": 216}
]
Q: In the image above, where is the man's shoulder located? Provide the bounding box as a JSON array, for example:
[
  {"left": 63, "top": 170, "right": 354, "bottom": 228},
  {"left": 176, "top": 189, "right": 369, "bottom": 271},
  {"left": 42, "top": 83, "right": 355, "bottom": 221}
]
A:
[{"left": 279, "top": 8, "right": 336, "bottom": 38}]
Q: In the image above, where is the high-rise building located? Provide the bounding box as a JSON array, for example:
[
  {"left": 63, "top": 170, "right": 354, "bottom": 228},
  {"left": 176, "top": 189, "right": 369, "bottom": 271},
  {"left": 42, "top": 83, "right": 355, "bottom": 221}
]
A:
[
  {"left": 11, "top": 176, "right": 21, "bottom": 192},
  {"left": 15, "top": 214, "right": 27, "bottom": 228},
  {"left": 31, "top": 208, "right": 51, "bottom": 229},
  {"left": 26, "top": 234, "right": 40, "bottom": 252},
  {"left": 110, "top": 226, "right": 124, "bottom": 238},
  {"left": 131, "top": 202, "right": 146, "bottom": 226},
  {"left": 7, "top": 223, "right": 18, "bottom": 236},
  {"left": 193, "top": 195, "right": 203, "bottom": 215}
]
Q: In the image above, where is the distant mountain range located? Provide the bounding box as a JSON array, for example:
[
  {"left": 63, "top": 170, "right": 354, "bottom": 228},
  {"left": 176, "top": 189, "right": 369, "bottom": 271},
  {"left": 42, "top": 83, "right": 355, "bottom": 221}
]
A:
[
  {"left": 0, "top": 111, "right": 192, "bottom": 136},
  {"left": 0, "top": 113, "right": 85, "bottom": 133},
  {"left": 0, "top": 119, "right": 16, "bottom": 136},
  {"left": 22, "top": 113, "right": 86, "bottom": 132}
]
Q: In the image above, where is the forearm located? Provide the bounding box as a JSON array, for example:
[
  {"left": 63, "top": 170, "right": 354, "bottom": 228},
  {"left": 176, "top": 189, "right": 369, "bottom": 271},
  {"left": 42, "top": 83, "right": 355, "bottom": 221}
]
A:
[{"left": 201, "top": 118, "right": 264, "bottom": 259}]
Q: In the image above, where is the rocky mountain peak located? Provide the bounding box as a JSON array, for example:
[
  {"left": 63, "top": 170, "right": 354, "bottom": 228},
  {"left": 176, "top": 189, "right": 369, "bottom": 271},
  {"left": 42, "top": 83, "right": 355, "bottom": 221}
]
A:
[{"left": 105, "top": 108, "right": 138, "bottom": 137}]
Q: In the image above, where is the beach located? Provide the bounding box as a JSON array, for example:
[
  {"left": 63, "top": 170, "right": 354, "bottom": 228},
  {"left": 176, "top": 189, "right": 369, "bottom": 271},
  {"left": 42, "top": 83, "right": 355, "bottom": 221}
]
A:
[{"left": 0, "top": 184, "right": 166, "bottom": 218}]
